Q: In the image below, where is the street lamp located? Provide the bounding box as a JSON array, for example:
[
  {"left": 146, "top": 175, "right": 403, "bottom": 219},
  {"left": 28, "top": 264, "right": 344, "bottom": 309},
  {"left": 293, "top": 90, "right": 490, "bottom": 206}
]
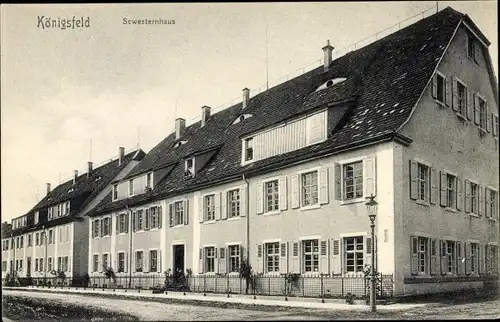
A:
[{"left": 365, "top": 194, "right": 378, "bottom": 313}]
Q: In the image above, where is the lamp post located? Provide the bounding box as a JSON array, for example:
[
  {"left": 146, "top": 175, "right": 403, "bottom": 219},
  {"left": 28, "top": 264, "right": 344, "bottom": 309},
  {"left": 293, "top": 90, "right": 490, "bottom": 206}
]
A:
[{"left": 365, "top": 194, "right": 378, "bottom": 313}]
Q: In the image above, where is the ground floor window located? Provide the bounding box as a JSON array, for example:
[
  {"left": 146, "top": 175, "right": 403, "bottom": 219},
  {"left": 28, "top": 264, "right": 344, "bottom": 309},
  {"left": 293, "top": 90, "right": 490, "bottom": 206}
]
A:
[
  {"left": 345, "top": 236, "right": 364, "bottom": 273},
  {"left": 150, "top": 250, "right": 158, "bottom": 272},
  {"left": 470, "top": 243, "right": 478, "bottom": 274},
  {"left": 93, "top": 255, "right": 98, "bottom": 272},
  {"left": 303, "top": 239, "right": 319, "bottom": 273},
  {"left": 228, "top": 245, "right": 240, "bottom": 272},
  {"left": 266, "top": 242, "right": 280, "bottom": 273},
  {"left": 135, "top": 251, "right": 143, "bottom": 272},
  {"left": 204, "top": 247, "right": 215, "bottom": 273},
  {"left": 118, "top": 252, "right": 125, "bottom": 272}
]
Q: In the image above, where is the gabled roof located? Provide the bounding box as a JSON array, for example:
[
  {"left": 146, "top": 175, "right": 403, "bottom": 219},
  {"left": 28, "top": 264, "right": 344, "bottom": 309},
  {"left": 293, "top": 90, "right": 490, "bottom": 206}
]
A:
[{"left": 88, "top": 7, "right": 468, "bottom": 216}]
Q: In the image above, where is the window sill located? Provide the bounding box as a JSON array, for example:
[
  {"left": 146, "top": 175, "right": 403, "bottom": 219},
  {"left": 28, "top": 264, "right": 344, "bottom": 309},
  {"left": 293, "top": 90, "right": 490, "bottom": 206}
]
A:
[
  {"left": 435, "top": 100, "right": 446, "bottom": 108},
  {"left": 203, "top": 220, "right": 217, "bottom": 225},
  {"left": 444, "top": 207, "right": 458, "bottom": 213},
  {"left": 488, "top": 217, "right": 498, "bottom": 222},
  {"left": 299, "top": 204, "right": 321, "bottom": 211},
  {"left": 340, "top": 198, "right": 365, "bottom": 206},
  {"left": 117, "top": 233, "right": 128, "bottom": 236},
  {"left": 226, "top": 216, "right": 242, "bottom": 222},
  {"left": 302, "top": 272, "right": 322, "bottom": 277},
  {"left": 457, "top": 113, "right": 468, "bottom": 121},
  {"left": 228, "top": 272, "right": 240, "bottom": 276},
  {"left": 171, "top": 224, "right": 188, "bottom": 228},
  {"left": 262, "top": 210, "right": 281, "bottom": 216},
  {"left": 416, "top": 199, "right": 430, "bottom": 207},
  {"left": 468, "top": 212, "right": 480, "bottom": 218}
]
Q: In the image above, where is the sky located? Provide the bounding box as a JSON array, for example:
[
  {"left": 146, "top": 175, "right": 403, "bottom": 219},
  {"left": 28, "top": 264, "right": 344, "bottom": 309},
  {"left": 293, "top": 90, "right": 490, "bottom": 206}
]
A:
[{"left": 1, "top": 2, "right": 498, "bottom": 224}]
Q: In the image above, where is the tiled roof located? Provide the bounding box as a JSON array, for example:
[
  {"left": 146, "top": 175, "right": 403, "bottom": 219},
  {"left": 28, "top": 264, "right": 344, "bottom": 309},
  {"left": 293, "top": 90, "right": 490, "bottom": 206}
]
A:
[{"left": 88, "top": 7, "right": 465, "bottom": 216}]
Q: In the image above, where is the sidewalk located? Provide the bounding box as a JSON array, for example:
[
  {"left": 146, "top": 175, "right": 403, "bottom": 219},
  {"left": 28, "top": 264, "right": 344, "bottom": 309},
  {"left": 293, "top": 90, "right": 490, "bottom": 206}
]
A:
[{"left": 4, "top": 286, "right": 428, "bottom": 312}]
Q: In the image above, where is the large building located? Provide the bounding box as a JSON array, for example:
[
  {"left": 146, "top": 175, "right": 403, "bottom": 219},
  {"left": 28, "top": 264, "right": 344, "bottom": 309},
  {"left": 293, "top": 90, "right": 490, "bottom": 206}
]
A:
[
  {"left": 87, "top": 7, "right": 499, "bottom": 296},
  {"left": 2, "top": 148, "right": 145, "bottom": 282}
]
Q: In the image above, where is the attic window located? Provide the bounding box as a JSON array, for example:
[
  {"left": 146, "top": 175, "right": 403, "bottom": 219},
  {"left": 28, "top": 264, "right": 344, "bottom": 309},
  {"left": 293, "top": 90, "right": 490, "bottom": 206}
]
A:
[
  {"left": 94, "top": 176, "right": 102, "bottom": 182},
  {"left": 67, "top": 187, "right": 74, "bottom": 193},
  {"left": 184, "top": 158, "right": 195, "bottom": 178},
  {"left": 174, "top": 140, "right": 188, "bottom": 148},
  {"left": 233, "top": 114, "right": 253, "bottom": 125},
  {"left": 315, "top": 78, "right": 347, "bottom": 92}
]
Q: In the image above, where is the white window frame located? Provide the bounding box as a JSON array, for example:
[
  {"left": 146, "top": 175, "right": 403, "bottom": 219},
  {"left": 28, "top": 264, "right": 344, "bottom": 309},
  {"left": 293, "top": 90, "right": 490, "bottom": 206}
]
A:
[
  {"left": 263, "top": 177, "right": 280, "bottom": 214},
  {"left": 135, "top": 250, "right": 144, "bottom": 273},
  {"left": 117, "top": 251, "right": 125, "bottom": 273},
  {"left": 467, "top": 32, "right": 477, "bottom": 62},
  {"left": 149, "top": 249, "right": 158, "bottom": 272},
  {"left": 185, "top": 158, "right": 195, "bottom": 177},
  {"left": 302, "top": 239, "right": 320, "bottom": 273},
  {"left": 469, "top": 180, "right": 480, "bottom": 216},
  {"left": 173, "top": 201, "right": 185, "bottom": 226},
  {"left": 242, "top": 137, "right": 254, "bottom": 163},
  {"left": 442, "top": 239, "right": 457, "bottom": 275},
  {"left": 203, "top": 193, "right": 216, "bottom": 222},
  {"left": 486, "top": 187, "right": 498, "bottom": 221},
  {"left": 101, "top": 216, "right": 112, "bottom": 237},
  {"left": 297, "top": 167, "right": 320, "bottom": 210},
  {"left": 342, "top": 160, "right": 364, "bottom": 202},
  {"left": 227, "top": 244, "right": 241, "bottom": 274},
  {"left": 112, "top": 184, "right": 118, "bottom": 201},
  {"left": 455, "top": 77, "right": 468, "bottom": 118},
  {"left": 226, "top": 188, "right": 241, "bottom": 219},
  {"left": 443, "top": 169, "right": 458, "bottom": 212},
  {"left": 92, "top": 254, "right": 99, "bottom": 273},
  {"left": 435, "top": 70, "right": 446, "bottom": 105},
  {"left": 204, "top": 246, "right": 216, "bottom": 274},
  {"left": 343, "top": 236, "right": 364, "bottom": 274},
  {"left": 477, "top": 94, "right": 488, "bottom": 131},
  {"left": 149, "top": 206, "right": 160, "bottom": 230},
  {"left": 34, "top": 211, "right": 39, "bottom": 224},
  {"left": 414, "top": 158, "right": 432, "bottom": 206},
  {"left": 265, "top": 242, "right": 280, "bottom": 273},
  {"left": 146, "top": 172, "right": 153, "bottom": 189},
  {"left": 129, "top": 179, "right": 134, "bottom": 197},
  {"left": 102, "top": 253, "right": 109, "bottom": 271}
]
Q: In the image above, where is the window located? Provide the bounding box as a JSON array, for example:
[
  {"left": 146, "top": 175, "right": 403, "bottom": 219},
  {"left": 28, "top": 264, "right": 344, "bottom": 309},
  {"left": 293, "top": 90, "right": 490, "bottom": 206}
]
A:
[
  {"left": 471, "top": 182, "right": 479, "bottom": 214},
  {"left": 39, "top": 258, "right": 44, "bottom": 272},
  {"left": 457, "top": 81, "right": 466, "bottom": 116},
  {"left": 113, "top": 184, "right": 118, "bottom": 200},
  {"left": 135, "top": 251, "right": 143, "bottom": 272},
  {"left": 174, "top": 201, "right": 184, "bottom": 226},
  {"left": 27, "top": 234, "right": 32, "bottom": 247},
  {"left": 35, "top": 259, "right": 39, "bottom": 272},
  {"left": 470, "top": 243, "right": 478, "bottom": 273},
  {"left": 102, "top": 254, "right": 108, "bottom": 270},
  {"left": 102, "top": 217, "right": 111, "bottom": 236},
  {"left": 64, "top": 256, "right": 69, "bottom": 272},
  {"left": 150, "top": 250, "right": 158, "bottom": 272},
  {"left": 266, "top": 242, "right": 280, "bottom": 273},
  {"left": 227, "top": 189, "right": 240, "bottom": 218},
  {"left": 146, "top": 172, "right": 152, "bottom": 189},
  {"left": 417, "top": 163, "right": 429, "bottom": 202},
  {"left": 442, "top": 240, "right": 456, "bottom": 274},
  {"left": 92, "top": 220, "right": 100, "bottom": 238},
  {"left": 57, "top": 204, "right": 61, "bottom": 218},
  {"left": 150, "top": 207, "right": 160, "bottom": 229},
  {"left": 416, "top": 237, "right": 428, "bottom": 274},
  {"left": 343, "top": 162, "right": 363, "bottom": 200},
  {"left": 48, "top": 207, "right": 53, "bottom": 220},
  {"left": 345, "top": 236, "right": 364, "bottom": 273},
  {"left": 436, "top": 73, "right": 445, "bottom": 104},
  {"left": 20, "top": 236, "right": 24, "bottom": 248},
  {"left": 467, "top": 34, "right": 476, "bottom": 61},
  {"left": 15, "top": 237, "right": 19, "bottom": 249},
  {"left": 35, "top": 233, "right": 40, "bottom": 246},
  {"left": 446, "top": 174, "right": 457, "bottom": 209},
  {"left": 301, "top": 171, "right": 319, "bottom": 206},
  {"left": 486, "top": 245, "right": 498, "bottom": 274},
  {"left": 265, "top": 180, "right": 279, "bottom": 212},
  {"left": 2, "top": 261, "right": 6, "bottom": 272},
  {"left": 204, "top": 194, "right": 215, "bottom": 221},
  {"left": 48, "top": 257, "right": 53, "bottom": 272},
  {"left": 58, "top": 257, "right": 62, "bottom": 271},
  {"left": 489, "top": 189, "right": 498, "bottom": 219},
  {"left": 41, "top": 231, "right": 46, "bottom": 245},
  {"left": 303, "top": 239, "right": 319, "bottom": 272},
  {"left": 93, "top": 255, "right": 99, "bottom": 272},
  {"left": 478, "top": 97, "right": 487, "bottom": 129},
  {"left": 35, "top": 211, "right": 39, "bottom": 224},
  {"left": 48, "top": 230, "right": 53, "bottom": 244},
  {"left": 185, "top": 158, "right": 195, "bottom": 178},
  {"left": 118, "top": 213, "right": 128, "bottom": 233},
  {"left": 118, "top": 252, "right": 125, "bottom": 273},
  {"left": 228, "top": 245, "right": 240, "bottom": 272},
  {"left": 129, "top": 179, "right": 134, "bottom": 196},
  {"left": 204, "top": 247, "right": 215, "bottom": 273},
  {"left": 244, "top": 138, "right": 254, "bottom": 161}
]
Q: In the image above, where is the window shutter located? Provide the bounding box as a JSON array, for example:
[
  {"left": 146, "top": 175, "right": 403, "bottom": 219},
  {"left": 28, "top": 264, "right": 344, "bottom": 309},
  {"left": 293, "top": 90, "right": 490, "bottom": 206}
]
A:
[
  {"left": 486, "top": 104, "right": 491, "bottom": 132},
  {"left": 221, "top": 192, "right": 228, "bottom": 220},
  {"left": 256, "top": 182, "right": 264, "bottom": 214},
  {"left": 291, "top": 242, "right": 300, "bottom": 273},
  {"left": 466, "top": 88, "right": 473, "bottom": 120},
  {"left": 215, "top": 193, "right": 221, "bottom": 220},
  {"left": 410, "top": 236, "right": 418, "bottom": 275},
  {"left": 465, "top": 180, "right": 471, "bottom": 213},
  {"left": 91, "top": 221, "right": 96, "bottom": 238},
  {"left": 493, "top": 115, "right": 499, "bottom": 137},
  {"left": 456, "top": 178, "right": 462, "bottom": 211},
  {"left": 143, "top": 251, "right": 149, "bottom": 273},
  {"left": 478, "top": 185, "right": 483, "bottom": 216},
  {"left": 98, "top": 254, "right": 102, "bottom": 273},
  {"left": 255, "top": 244, "right": 263, "bottom": 274},
  {"left": 198, "top": 196, "right": 204, "bottom": 223},
  {"left": 440, "top": 171, "right": 447, "bottom": 207},
  {"left": 184, "top": 200, "right": 189, "bottom": 225},
  {"left": 485, "top": 188, "right": 491, "bottom": 218},
  {"left": 445, "top": 76, "right": 458, "bottom": 111},
  {"left": 279, "top": 176, "right": 288, "bottom": 211},
  {"left": 331, "top": 239, "right": 341, "bottom": 275},
  {"left": 218, "top": 247, "right": 226, "bottom": 274},
  {"left": 431, "top": 73, "right": 437, "bottom": 98},
  {"left": 430, "top": 239, "right": 437, "bottom": 275},
  {"left": 464, "top": 243, "right": 470, "bottom": 275},
  {"left": 157, "top": 252, "right": 162, "bottom": 273},
  {"left": 198, "top": 248, "right": 204, "bottom": 274},
  {"left": 157, "top": 206, "right": 162, "bottom": 228},
  {"left": 132, "top": 211, "right": 137, "bottom": 232},
  {"left": 319, "top": 167, "right": 329, "bottom": 204},
  {"left": 279, "top": 242, "right": 288, "bottom": 274},
  {"left": 240, "top": 185, "right": 247, "bottom": 217},
  {"left": 145, "top": 209, "right": 150, "bottom": 230},
  {"left": 479, "top": 244, "right": 485, "bottom": 275},
  {"left": 457, "top": 241, "right": 463, "bottom": 275},
  {"left": 319, "top": 240, "right": 329, "bottom": 274},
  {"left": 115, "top": 215, "right": 119, "bottom": 234},
  {"left": 450, "top": 76, "right": 457, "bottom": 111},
  {"left": 410, "top": 160, "right": 418, "bottom": 200},
  {"left": 168, "top": 204, "right": 173, "bottom": 227},
  {"left": 474, "top": 93, "right": 480, "bottom": 125},
  {"left": 430, "top": 167, "right": 437, "bottom": 204},
  {"left": 440, "top": 240, "right": 447, "bottom": 275},
  {"left": 334, "top": 163, "right": 342, "bottom": 201},
  {"left": 291, "top": 174, "right": 300, "bottom": 209},
  {"left": 100, "top": 219, "right": 104, "bottom": 237}
]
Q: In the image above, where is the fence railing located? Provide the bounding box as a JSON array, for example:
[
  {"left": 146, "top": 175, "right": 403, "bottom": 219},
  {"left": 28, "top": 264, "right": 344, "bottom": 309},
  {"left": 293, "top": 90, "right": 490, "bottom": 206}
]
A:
[{"left": 7, "top": 273, "right": 394, "bottom": 299}]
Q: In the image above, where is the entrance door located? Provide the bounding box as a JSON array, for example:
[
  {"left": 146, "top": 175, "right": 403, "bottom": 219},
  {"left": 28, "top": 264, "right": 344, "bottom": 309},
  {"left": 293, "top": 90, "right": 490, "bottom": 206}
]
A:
[
  {"left": 173, "top": 245, "right": 185, "bottom": 275},
  {"left": 27, "top": 257, "right": 31, "bottom": 276}
]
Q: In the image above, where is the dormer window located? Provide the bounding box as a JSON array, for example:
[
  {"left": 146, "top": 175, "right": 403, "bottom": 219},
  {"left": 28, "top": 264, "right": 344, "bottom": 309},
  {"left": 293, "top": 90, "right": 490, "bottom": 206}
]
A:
[
  {"left": 233, "top": 114, "right": 253, "bottom": 125},
  {"left": 467, "top": 33, "right": 477, "bottom": 62},
  {"left": 174, "top": 140, "right": 187, "bottom": 148},
  {"left": 94, "top": 176, "right": 102, "bottom": 182},
  {"left": 185, "top": 158, "right": 195, "bottom": 178},
  {"left": 315, "top": 78, "right": 347, "bottom": 92},
  {"left": 35, "top": 211, "right": 39, "bottom": 224},
  {"left": 113, "top": 184, "right": 118, "bottom": 201},
  {"left": 129, "top": 179, "right": 134, "bottom": 196},
  {"left": 146, "top": 172, "right": 153, "bottom": 190},
  {"left": 244, "top": 138, "right": 254, "bottom": 161},
  {"left": 67, "top": 187, "right": 74, "bottom": 193}
]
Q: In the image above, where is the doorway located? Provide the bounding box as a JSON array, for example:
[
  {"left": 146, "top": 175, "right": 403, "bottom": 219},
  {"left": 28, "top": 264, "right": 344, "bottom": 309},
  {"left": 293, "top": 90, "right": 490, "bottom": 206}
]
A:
[{"left": 173, "top": 244, "right": 185, "bottom": 275}]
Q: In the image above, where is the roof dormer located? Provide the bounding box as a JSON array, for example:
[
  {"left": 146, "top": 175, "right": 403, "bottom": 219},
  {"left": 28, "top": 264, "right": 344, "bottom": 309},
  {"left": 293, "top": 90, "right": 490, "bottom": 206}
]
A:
[
  {"left": 314, "top": 78, "right": 347, "bottom": 92},
  {"left": 184, "top": 157, "right": 195, "bottom": 179},
  {"left": 233, "top": 114, "right": 253, "bottom": 125}
]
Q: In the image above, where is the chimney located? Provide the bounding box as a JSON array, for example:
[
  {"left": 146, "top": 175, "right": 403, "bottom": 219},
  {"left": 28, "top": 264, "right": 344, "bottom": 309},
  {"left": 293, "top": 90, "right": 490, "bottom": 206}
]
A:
[
  {"left": 175, "top": 118, "right": 186, "bottom": 140},
  {"left": 87, "top": 161, "right": 93, "bottom": 179},
  {"left": 73, "top": 170, "right": 78, "bottom": 185},
  {"left": 118, "top": 146, "right": 125, "bottom": 166},
  {"left": 242, "top": 88, "right": 250, "bottom": 109},
  {"left": 46, "top": 183, "right": 51, "bottom": 195},
  {"left": 322, "top": 40, "right": 334, "bottom": 72},
  {"left": 201, "top": 106, "right": 211, "bottom": 127}
]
